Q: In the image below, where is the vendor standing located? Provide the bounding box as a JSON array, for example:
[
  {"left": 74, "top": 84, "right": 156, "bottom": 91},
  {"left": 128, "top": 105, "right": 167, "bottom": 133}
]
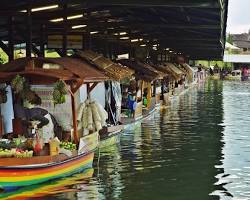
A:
[{"left": 13, "top": 96, "right": 57, "bottom": 143}]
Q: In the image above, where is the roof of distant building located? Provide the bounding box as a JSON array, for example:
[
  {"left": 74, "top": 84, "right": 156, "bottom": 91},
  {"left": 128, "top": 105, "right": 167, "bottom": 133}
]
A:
[{"left": 232, "top": 33, "right": 250, "bottom": 48}]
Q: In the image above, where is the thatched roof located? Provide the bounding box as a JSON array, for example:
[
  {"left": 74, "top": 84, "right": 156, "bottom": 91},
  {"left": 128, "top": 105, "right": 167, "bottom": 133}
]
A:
[
  {"left": 160, "top": 63, "right": 184, "bottom": 81},
  {"left": 75, "top": 50, "right": 134, "bottom": 80},
  {"left": 179, "top": 63, "right": 195, "bottom": 81},
  {"left": 118, "top": 59, "right": 161, "bottom": 82}
]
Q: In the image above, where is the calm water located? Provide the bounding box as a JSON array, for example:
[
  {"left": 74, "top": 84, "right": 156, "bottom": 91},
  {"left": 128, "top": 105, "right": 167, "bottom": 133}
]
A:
[{"left": 3, "top": 80, "right": 250, "bottom": 200}]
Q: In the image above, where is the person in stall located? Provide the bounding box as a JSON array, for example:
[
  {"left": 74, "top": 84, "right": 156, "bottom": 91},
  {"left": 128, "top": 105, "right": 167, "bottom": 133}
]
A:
[
  {"left": 127, "top": 80, "right": 137, "bottom": 118},
  {"left": 13, "top": 94, "right": 61, "bottom": 143}
]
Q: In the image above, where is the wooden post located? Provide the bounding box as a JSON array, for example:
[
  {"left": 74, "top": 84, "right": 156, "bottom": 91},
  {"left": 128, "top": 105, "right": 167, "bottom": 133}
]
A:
[
  {"left": 82, "top": 33, "right": 85, "bottom": 51},
  {"left": 86, "top": 83, "right": 90, "bottom": 96},
  {"left": 141, "top": 80, "right": 144, "bottom": 101},
  {"left": 0, "top": 116, "right": 3, "bottom": 137},
  {"left": 62, "top": 4, "right": 67, "bottom": 56},
  {"left": 39, "top": 25, "right": 45, "bottom": 57},
  {"left": 26, "top": 5, "right": 32, "bottom": 58},
  {"left": 70, "top": 85, "right": 78, "bottom": 144},
  {"left": 154, "top": 81, "right": 157, "bottom": 97},
  {"left": 8, "top": 16, "right": 14, "bottom": 61}
]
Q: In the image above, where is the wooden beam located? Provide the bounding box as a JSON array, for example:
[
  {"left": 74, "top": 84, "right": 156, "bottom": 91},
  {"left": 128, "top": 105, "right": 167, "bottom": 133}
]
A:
[
  {"left": 39, "top": 24, "right": 45, "bottom": 57},
  {"left": 55, "top": 49, "right": 64, "bottom": 57},
  {"left": 71, "top": 76, "right": 78, "bottom": 144},
  {"left": 71, "top": 79, "right": 84, "bottom": 94},
  {"left": 0, "top": 41, "right": 9, "bottom": 56},
  {"left": 10, "top": 25, "right": 42, "bottom": 57},
  {"left": 89, "top": 0, "right": 219, "bottom": 8},
  {"left": 62, "top": 4, "right": 67, "bottom": 57},
  {"left": 87, "top": 82, "right": 98, "bottom": 94},
  {"left": 8, "top": 16, "right": 14, "bottom": 61},
  {"left": 31, "top": 44, "right": 42, "bottom": 56},
  {"left": 26, "top": 5, "right": 32, "bottom": 58}
]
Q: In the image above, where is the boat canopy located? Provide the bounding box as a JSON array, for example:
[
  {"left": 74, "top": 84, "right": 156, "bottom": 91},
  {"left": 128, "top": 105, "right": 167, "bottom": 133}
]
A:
[{"left": 0, "top": 57, "right": 108, "bottom": 84}]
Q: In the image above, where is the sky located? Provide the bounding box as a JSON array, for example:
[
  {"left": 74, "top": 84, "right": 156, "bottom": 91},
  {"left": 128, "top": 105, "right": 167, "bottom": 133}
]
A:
[{"left": 227, "top": 0, "right": 250, "bottom": 34}]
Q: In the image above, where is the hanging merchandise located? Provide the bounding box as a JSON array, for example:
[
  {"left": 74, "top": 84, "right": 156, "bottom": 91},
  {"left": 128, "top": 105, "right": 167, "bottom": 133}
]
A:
[
  {"left": 82, "top": 106, "right": 88, "bottom": 130},
  {"left": 0, "top": 85, "right": 14, "bottom": 134},
  {"left": 11, "top": 75, "right": 41, "bottom": 105},
  {"left": 111, "top": 81, "right": 122, "bottom": 122},
  {"left": 77, "top": 99, "right": 108, "bottom": 132},
  {"left": 11, "top": 75, "right": 25, "bottom": 94},
  {"left": 53, "top": 80, "right": 67, "bottom": 105},
  {"left": 87, "top": 104, "right": 93, "bottom": 131},
  {"left": 90, "top": 101, "right": 102, "bottom": 131},
  {"left": 96, "top": 102, "right": 108, "bottom": 127},
  {"left": 77, "top": 102, "right": 85, "bottom": 130}
]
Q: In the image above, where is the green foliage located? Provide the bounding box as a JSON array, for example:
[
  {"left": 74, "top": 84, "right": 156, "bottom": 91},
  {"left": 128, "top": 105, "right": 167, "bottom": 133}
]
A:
[
  {"left": 0, "top": 50, "right": 7, "bottom": 64},
  {"left": 11, "top": 75, "right": 26, "bottom": 93},
  {"left": 195, "top": 60, "right": 233, "bottom": 69},
  {"left": 226, "top": 33, "right": 233, "bottom": 44},
  {"left": 53, "top": 80, "right": 67, "bottom": 105}
]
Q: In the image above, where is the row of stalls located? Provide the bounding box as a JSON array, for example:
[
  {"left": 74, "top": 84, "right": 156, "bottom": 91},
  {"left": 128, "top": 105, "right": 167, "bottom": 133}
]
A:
[
  {"left": 0, "top": 51, "right": 202, "bottom": 137},
  {"left": 0, "top": 50, "right": 203, "bottom": 188}
]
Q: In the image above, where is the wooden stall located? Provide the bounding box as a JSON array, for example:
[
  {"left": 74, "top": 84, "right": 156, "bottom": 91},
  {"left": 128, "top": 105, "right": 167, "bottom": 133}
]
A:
[{"left": 0, "top": 57, "right": 108, "bottom": 189}]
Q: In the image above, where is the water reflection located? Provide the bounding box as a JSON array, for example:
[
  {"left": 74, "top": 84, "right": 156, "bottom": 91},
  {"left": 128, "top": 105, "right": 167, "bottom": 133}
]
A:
[{"left": 0, "top": 168, "right": 94, "bottom": 200}]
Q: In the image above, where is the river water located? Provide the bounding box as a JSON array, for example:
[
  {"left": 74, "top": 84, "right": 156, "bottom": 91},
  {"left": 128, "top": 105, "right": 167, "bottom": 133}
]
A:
[{"left": 3, "top": 80, "right": 250, "bottom": 200}]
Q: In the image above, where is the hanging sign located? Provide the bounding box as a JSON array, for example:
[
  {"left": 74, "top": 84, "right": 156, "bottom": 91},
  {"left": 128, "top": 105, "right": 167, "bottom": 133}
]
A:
[{"left": 48, "top": 35, "right": 83, "bottom": 49}]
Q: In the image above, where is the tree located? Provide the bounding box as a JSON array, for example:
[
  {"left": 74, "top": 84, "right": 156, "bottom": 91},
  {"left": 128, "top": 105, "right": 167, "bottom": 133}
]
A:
[
  {"left": 0, "top": 54, "right": 7, "bottom": 64},
  {"left": 226, "top": 33, "right": 233, "bottom": 44}
]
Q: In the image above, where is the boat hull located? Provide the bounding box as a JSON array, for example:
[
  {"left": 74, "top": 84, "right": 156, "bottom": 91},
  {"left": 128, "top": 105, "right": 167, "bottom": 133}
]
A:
[
  {"left": 99, "top": 125, "right": 123, "bottom": 148},
  {"left": 0, "top": 168, "right": 94, "bottom": 200},
  {"left": 0, "top": 152, "right": 94, "bottom": 189},
  {"left": 100, "top": 131, "right": 121, "bottom": 148}
]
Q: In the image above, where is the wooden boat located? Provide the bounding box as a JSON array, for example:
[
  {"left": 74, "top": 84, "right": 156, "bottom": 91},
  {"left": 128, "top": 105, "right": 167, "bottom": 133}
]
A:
[
  {"left": 0, "top": 151, "right": 94, "bottom": 189},
  {"left": 224, "top": 70, "right": 242, "bottom": 81},
  {"left": 209, "top": 73, "right": 220, "bottom": 80},
  {"left": 0, "top": 131, "right": 99, "bottom": 190},
  {"left": 0, "top": 168, "right": 94, "bottom": 200},
  {"left": 99, "top": 125, "right": 124, "bottom": 148}
]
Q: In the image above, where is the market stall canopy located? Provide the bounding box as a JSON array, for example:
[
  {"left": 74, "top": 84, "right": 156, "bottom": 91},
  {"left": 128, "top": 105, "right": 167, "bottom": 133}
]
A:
[
  {"left": 118, "top": 59, "right": 161, "bottom": 82},
  {"left": 160, "top": 63, "right": 185, "bottom": 81},
  {"left": 0, "top": 57, "right": 108, "bottom": 84},
  {"left": 75, "top": 50, "right": 134, "bottom": 80},
  {"left": 141, "top": 62, "right": 166, "bottom": 79},
  {"left": 179, "top": 63, "right": 195, "bottom": 81},
  {"left": 0, "top": 0, "right": 228, "bottom": 60}
]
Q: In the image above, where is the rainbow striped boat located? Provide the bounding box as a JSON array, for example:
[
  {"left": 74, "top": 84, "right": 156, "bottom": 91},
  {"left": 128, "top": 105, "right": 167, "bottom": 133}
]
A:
[
  {"left": 0, "top": 131, "right": 100, "bottom": 190},
  {"left": 0, "top": 168, "right": 94, "bottom": 200},
  {"left": 0, "top": 151, "right": 94, "bottom": 190}
]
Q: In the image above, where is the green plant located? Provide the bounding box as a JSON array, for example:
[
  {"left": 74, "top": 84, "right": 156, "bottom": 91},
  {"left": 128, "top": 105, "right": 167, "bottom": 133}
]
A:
[
  {"left": 53, "top": 80, "right": 67, "bottom": 105},
  {"left": 11, "top": 75, "right": 26, "bottom": 94},
  {"left": 11, "top": 75, "right": 41, "bottom": 105}
]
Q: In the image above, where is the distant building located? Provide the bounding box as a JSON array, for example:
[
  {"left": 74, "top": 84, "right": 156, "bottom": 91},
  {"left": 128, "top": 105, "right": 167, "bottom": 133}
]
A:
[
  {"left": 224, "top": 33, "right": 250, "bottom": 69},
  {"left": 232, "top": 33, "right": 250, "bottom": 53}
]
